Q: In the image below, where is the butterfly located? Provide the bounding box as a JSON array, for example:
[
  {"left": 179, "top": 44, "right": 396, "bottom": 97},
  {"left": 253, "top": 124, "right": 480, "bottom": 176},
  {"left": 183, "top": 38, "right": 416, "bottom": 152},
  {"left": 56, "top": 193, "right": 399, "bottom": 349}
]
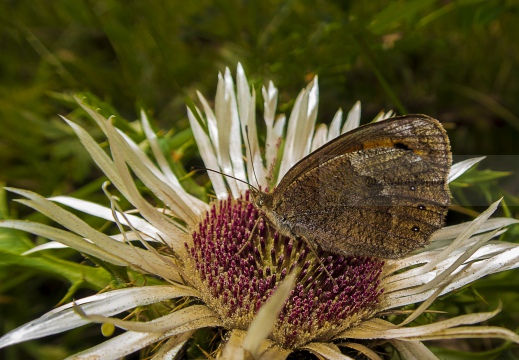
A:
[{"left": 252, "top": 115, "right": 451, "bottom": 258}]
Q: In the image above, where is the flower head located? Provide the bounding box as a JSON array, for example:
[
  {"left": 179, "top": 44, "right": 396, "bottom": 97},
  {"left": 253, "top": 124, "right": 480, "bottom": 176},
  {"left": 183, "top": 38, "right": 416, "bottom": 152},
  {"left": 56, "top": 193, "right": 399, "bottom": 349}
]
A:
[
  {"left": 184, "top": 191, "right": 384, "bottom": 349},
  {"left": 1, "top": 64, "right": 519, "bottom": 359}
]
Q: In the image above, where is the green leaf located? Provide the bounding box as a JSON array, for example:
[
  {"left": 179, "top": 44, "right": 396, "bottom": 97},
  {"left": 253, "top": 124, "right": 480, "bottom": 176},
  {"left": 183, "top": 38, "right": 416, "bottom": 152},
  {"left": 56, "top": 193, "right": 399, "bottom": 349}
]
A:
[
  {"left": 453, "top": 168, "right": 511, "bottom": 185},
  {"left": 430, "top": 341, "right": 512, "bottom": 359},
  {"left": 368, "top": 0, "right": 437, "bottom": 34},
  {"left": 0, "top": 228, "right": 110, "bottom": 290}
]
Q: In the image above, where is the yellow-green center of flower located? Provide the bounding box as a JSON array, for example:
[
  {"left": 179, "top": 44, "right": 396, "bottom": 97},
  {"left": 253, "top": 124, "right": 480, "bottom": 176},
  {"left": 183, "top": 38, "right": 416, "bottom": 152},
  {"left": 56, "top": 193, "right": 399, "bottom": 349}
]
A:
[{"left": 185, "top": 192, "right": 384, "bottom": 349}]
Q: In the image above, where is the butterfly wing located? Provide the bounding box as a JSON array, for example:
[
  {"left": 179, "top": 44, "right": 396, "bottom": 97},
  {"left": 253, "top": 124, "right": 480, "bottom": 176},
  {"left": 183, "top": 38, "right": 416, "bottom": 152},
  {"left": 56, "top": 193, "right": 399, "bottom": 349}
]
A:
[{"left": 272, "top": 115, "right": 451, "bottom": 258}]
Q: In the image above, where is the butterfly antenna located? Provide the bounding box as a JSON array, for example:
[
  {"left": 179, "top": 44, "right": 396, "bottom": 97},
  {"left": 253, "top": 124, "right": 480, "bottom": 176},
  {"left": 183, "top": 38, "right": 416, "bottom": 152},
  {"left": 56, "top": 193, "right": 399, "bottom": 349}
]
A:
[
  {"left": 191, "top": 166, "right": 259, "bottom": 193},
  {"left": 245, "top": 125, "right": 260, "bottom": 190}
]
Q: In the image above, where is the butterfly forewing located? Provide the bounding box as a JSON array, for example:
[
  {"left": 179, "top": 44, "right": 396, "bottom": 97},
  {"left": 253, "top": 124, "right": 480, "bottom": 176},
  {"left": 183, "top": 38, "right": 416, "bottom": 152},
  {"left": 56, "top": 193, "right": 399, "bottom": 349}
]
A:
[{"left": 268, "top": 115, "right": 451, "bottom": 258}]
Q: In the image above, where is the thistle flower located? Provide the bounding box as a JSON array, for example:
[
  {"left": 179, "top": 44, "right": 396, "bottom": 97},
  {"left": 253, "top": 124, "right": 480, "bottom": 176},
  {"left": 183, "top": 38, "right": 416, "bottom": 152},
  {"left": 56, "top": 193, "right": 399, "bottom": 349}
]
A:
[{"left": 1, "top": 64, "right": 519, "bottom": 359}]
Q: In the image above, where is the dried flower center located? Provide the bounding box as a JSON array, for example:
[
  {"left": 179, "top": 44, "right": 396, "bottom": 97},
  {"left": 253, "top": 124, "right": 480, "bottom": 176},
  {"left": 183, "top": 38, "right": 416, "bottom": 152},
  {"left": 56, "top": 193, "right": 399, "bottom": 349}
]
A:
[{"left": 185, "top": 192, "right": 384, "bottom": 348}]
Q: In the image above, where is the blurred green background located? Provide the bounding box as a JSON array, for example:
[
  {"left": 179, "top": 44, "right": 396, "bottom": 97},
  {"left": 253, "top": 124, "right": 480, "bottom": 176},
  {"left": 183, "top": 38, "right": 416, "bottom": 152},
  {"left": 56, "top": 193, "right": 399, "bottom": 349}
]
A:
[{"left": 1, "top": 0, "right": 519, "bottom": 359}]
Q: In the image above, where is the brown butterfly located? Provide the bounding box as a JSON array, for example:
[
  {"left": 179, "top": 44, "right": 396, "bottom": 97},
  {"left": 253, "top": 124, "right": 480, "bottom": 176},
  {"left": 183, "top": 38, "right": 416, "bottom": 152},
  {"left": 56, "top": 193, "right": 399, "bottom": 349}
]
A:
[{"left": 253, "top": 115, "right": 451, "bottom": 259}]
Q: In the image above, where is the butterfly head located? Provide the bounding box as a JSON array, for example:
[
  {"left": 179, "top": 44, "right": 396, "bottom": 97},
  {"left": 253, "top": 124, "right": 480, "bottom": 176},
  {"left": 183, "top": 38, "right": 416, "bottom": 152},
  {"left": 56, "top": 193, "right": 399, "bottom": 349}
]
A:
[{"left": 251, "top": 189, "right": 274, "bottom": 211}]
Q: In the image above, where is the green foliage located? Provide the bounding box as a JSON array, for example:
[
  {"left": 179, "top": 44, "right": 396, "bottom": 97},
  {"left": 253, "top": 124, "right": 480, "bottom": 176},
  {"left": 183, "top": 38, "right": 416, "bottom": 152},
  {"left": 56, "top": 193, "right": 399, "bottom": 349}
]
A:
[
  {"left": 451, "top": 163, "right": 512, "bottom": 209},
  {"left": 0, "top": 232, "right": 111, "bottom": 291},
  {"left": 2, "top": 0, "right": 519, "bottom": 196}
]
